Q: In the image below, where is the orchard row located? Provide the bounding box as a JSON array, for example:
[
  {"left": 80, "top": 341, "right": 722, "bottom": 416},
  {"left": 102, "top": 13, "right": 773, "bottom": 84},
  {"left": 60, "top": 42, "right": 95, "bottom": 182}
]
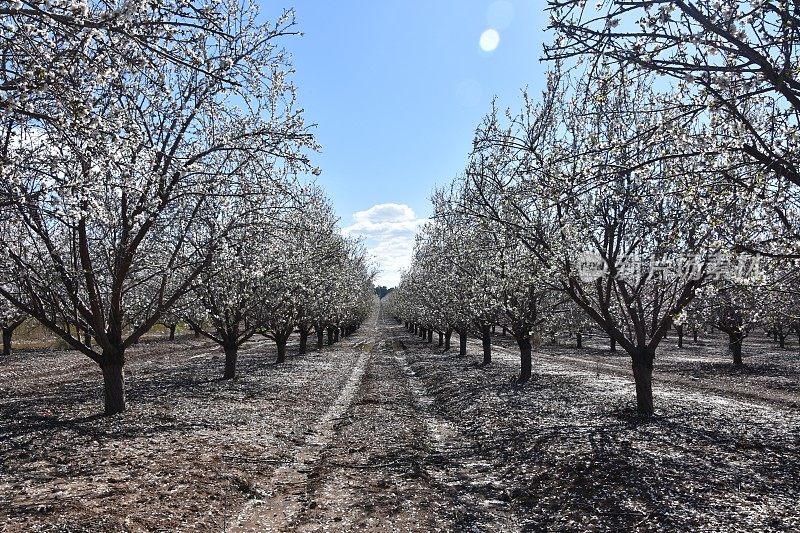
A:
[
  {"left": 0, "top": 1, "right": 374, "bottom": 415},
  {"left": 387, "top": 1, "right": 800, "bottom": 417}
]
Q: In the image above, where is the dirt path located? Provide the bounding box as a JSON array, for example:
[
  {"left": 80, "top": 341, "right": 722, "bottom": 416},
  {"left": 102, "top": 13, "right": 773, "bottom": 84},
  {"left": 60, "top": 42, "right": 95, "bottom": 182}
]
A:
[{"left": 233, "top": 313, "right": 489, "bottom": 532}]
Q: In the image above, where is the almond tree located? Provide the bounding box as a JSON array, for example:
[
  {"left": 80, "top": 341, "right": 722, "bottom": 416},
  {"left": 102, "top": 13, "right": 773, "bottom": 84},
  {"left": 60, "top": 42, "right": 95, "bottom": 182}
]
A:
[
  {"left": 0, "top": 295, "right": 25, "bottom": 356},
  {"left": 760, "top": 260, "right": 800, "bottom": 349},
  {"left": 543, "top": 77, "right": 720, "bottom": 416},
  {"left": 184, "top": 184, "right": 300, "bottom": 378},
  {"left": 466, "top": 71, "right": 725, "bottom": 416},
  {"left": 459, "top": 101, "right": 565, "bottom": 380},
  {"left": 701, "top": 283, "right": 759, "bottom": 366}
]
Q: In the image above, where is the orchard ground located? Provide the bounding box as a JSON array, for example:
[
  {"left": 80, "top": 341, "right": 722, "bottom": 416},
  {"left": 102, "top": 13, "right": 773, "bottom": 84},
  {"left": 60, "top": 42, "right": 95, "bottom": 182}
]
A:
[{"left": 1, "top": 307, "right": 799, "bottom": 531}]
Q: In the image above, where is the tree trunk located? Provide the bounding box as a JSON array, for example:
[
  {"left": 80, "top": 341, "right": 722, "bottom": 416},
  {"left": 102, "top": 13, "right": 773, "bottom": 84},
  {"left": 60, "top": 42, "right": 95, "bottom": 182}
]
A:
[
  {"left": 169, "top": 324, "right": 176, "bottom": 340},
  {"left": 444, "top": 328, "right": 452, "bottom": 351},
  {"left": 502, "top": 326, "right": 507, "bottom": 336},
  {"left": 276, "top": 336, "right": 287, "bottom": 364},
  {"left": 427, "top": 328, "right": 433, "bottom": 343},
  {"left": 693, "top": 328, "right": 698, "bottom": 343},
  {"left": 223, "top": 344, "right": 238, "bottom": 379},
  {"left": 459, "top": 330, "right": 467, "bottom": 356},
  {"left": 299, "top": 329, "right": 309, "bottom": 355},
  {"left": 576, "top": 332, "right": 582, "bottom": 349},
  {"left": 631, "top": 349, "right": 654, "bottom": 417},
  {"left": 778, "top": 334, "right": 787, "bottom": 349},
  {"left": 334, "top": 327, "right": 340, "bottom": 342},
  {"left": 316, "top": 326, "right": 324, "bottom": 350},
  {"left": 84, "top": 328, "right": 92, "bottom": 348},
  {"left": 438, "top": 331, "right": 443, "bottom": 347},
  {"left": 610, "top": 337, "right": 616, "bottom": 352},
  {"left": 2, "top": 327, "right": 13, "bottom": 357},
  {"left": 729, "top": 332, "right": 744, "bottom": 366},
  {"left": 517, "top": 335, "right": 532, "bottom": 383},
  {"left": 327, "top": 327, "right": 334, "bottom": 346},
  {"left": 676, "top": 324, "right": 684, "bottom": 348},
  {"left": 101, "top": 360, "right": 126, "bottom": 415},
  {"left": 481, "top": 324, "right": 491, "bottom": 366}
]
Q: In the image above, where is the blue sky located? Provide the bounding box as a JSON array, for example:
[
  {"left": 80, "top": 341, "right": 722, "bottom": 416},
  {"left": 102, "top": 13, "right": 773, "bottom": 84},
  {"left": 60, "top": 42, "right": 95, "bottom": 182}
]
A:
[{"left": 280, "top": 1, "right": 552, "bottom": 285}]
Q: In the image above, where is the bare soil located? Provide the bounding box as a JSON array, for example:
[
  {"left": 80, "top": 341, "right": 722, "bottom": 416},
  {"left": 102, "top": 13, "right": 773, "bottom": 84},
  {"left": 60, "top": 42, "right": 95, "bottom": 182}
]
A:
[{"left": 2, "top": 314, "right": 799, "bottom": 531}]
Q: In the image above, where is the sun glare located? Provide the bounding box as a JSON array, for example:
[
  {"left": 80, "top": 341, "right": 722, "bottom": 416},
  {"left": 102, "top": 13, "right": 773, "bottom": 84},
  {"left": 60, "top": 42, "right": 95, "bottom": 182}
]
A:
[{"left": 479, "top": 29, "right": 500, "bottom": 52}]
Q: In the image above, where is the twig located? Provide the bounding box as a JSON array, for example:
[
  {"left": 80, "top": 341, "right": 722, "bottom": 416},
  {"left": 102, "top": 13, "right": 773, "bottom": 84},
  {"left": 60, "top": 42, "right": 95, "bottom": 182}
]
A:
[{"left": 326, "top": 460, "right": 400, "bottom": 469}]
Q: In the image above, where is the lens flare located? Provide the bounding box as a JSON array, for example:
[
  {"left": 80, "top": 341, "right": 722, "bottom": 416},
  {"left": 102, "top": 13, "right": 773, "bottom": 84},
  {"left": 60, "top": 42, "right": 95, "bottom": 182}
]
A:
[{"left": 479, "top": 29, "right": 500, "bottom": 52}]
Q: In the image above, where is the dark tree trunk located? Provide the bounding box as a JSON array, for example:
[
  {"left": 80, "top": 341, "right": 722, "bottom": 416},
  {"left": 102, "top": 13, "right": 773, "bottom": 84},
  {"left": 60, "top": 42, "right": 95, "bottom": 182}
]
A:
[
  {"left": 101, "top": 346, "right": 126, "bottom": 415},
  {"left": 459, "top": 330, "right": 467, "bottom": 356},
  {"left": 414, "top": 324, "right": 419, "bottom": 334},
  {"left": 84, "top": 328, "right": 92, "bottom": 348},
  {"left": 299, "top": 329, "right": 309, "bottom": 355},
  {"left": 101, "top": 363, "right": 126, "bottom": 415},
  {"left": 438, "top": 331, "right": 443, "bottom": 347},
  {"left": 223, "top": 344, "right": 238, "bottom": 379},
  {"left": 778, "top": 333, "right": 787, "bottom": 349},
  {"left": 168, "top": 324, "right": 176, "bottom": 340},
  {"left": 502, "top": 326, "right": 507, "bottom": 336},
  {"left": 334, "top": 327, "right": 340, "bottom": 342},
  {"left": 327, "top": 327, "right": 334, "bottom": 346},
  {"left": 576, "top": 332, "right": 582, "bottom": 349},
  {"left": 610, "top": 337, "right": 616, "bottom": 352},
  {"left": 631, "top": 348, "right": 654, "bottom": 417},
  {"left": 427, "top": 328, "right": 433, "bottom": 343},
  {"left": 728, "top": 331, "right": 744, "bottom": 366},
  {"left": 444, "top": 328, "right": 452, "bottom": 351},
  {"left": 2, "top": 327, "right": 13, "bottom": 356},
  {"left": 693, "top": 328, "right": 698, "bottom": 343},
  {"left": 676, "top": 324, "right": 684, "bottom": 348},
  {"left": 316, "top": 326, "right": 324, "bottom": 350},
  {"left": 275, "top": 336, "right": 288, "bottom": 364},
  {"left": 517, "top": 335, "right": 532, "bottom": 382},
  {"left": 481, "top": 324, "right": 491, "bottom": 366},
  {"left": 419, "top": 326, "right": 425, "bottom": 339}
]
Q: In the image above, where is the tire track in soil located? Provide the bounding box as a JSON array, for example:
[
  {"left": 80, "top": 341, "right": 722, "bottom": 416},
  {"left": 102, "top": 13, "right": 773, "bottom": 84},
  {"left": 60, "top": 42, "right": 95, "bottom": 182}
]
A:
[
  {"left": 286, "top": 335, "right": 452, "bottom": 531},
  {"left": 231, "top": 331, "right": 374, "bottom": 532},
  {"left": 234, "top": 314, "right": 524, "bottom": 532},
  {"left": 390, "top": 336, "right": 524, "bottom": 532}
]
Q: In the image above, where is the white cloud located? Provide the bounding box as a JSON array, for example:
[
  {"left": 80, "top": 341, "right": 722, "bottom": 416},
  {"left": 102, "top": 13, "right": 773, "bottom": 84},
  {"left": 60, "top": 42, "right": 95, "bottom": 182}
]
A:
[{"left": 342, "top": 203, "right": 425, "bottom": 287}]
